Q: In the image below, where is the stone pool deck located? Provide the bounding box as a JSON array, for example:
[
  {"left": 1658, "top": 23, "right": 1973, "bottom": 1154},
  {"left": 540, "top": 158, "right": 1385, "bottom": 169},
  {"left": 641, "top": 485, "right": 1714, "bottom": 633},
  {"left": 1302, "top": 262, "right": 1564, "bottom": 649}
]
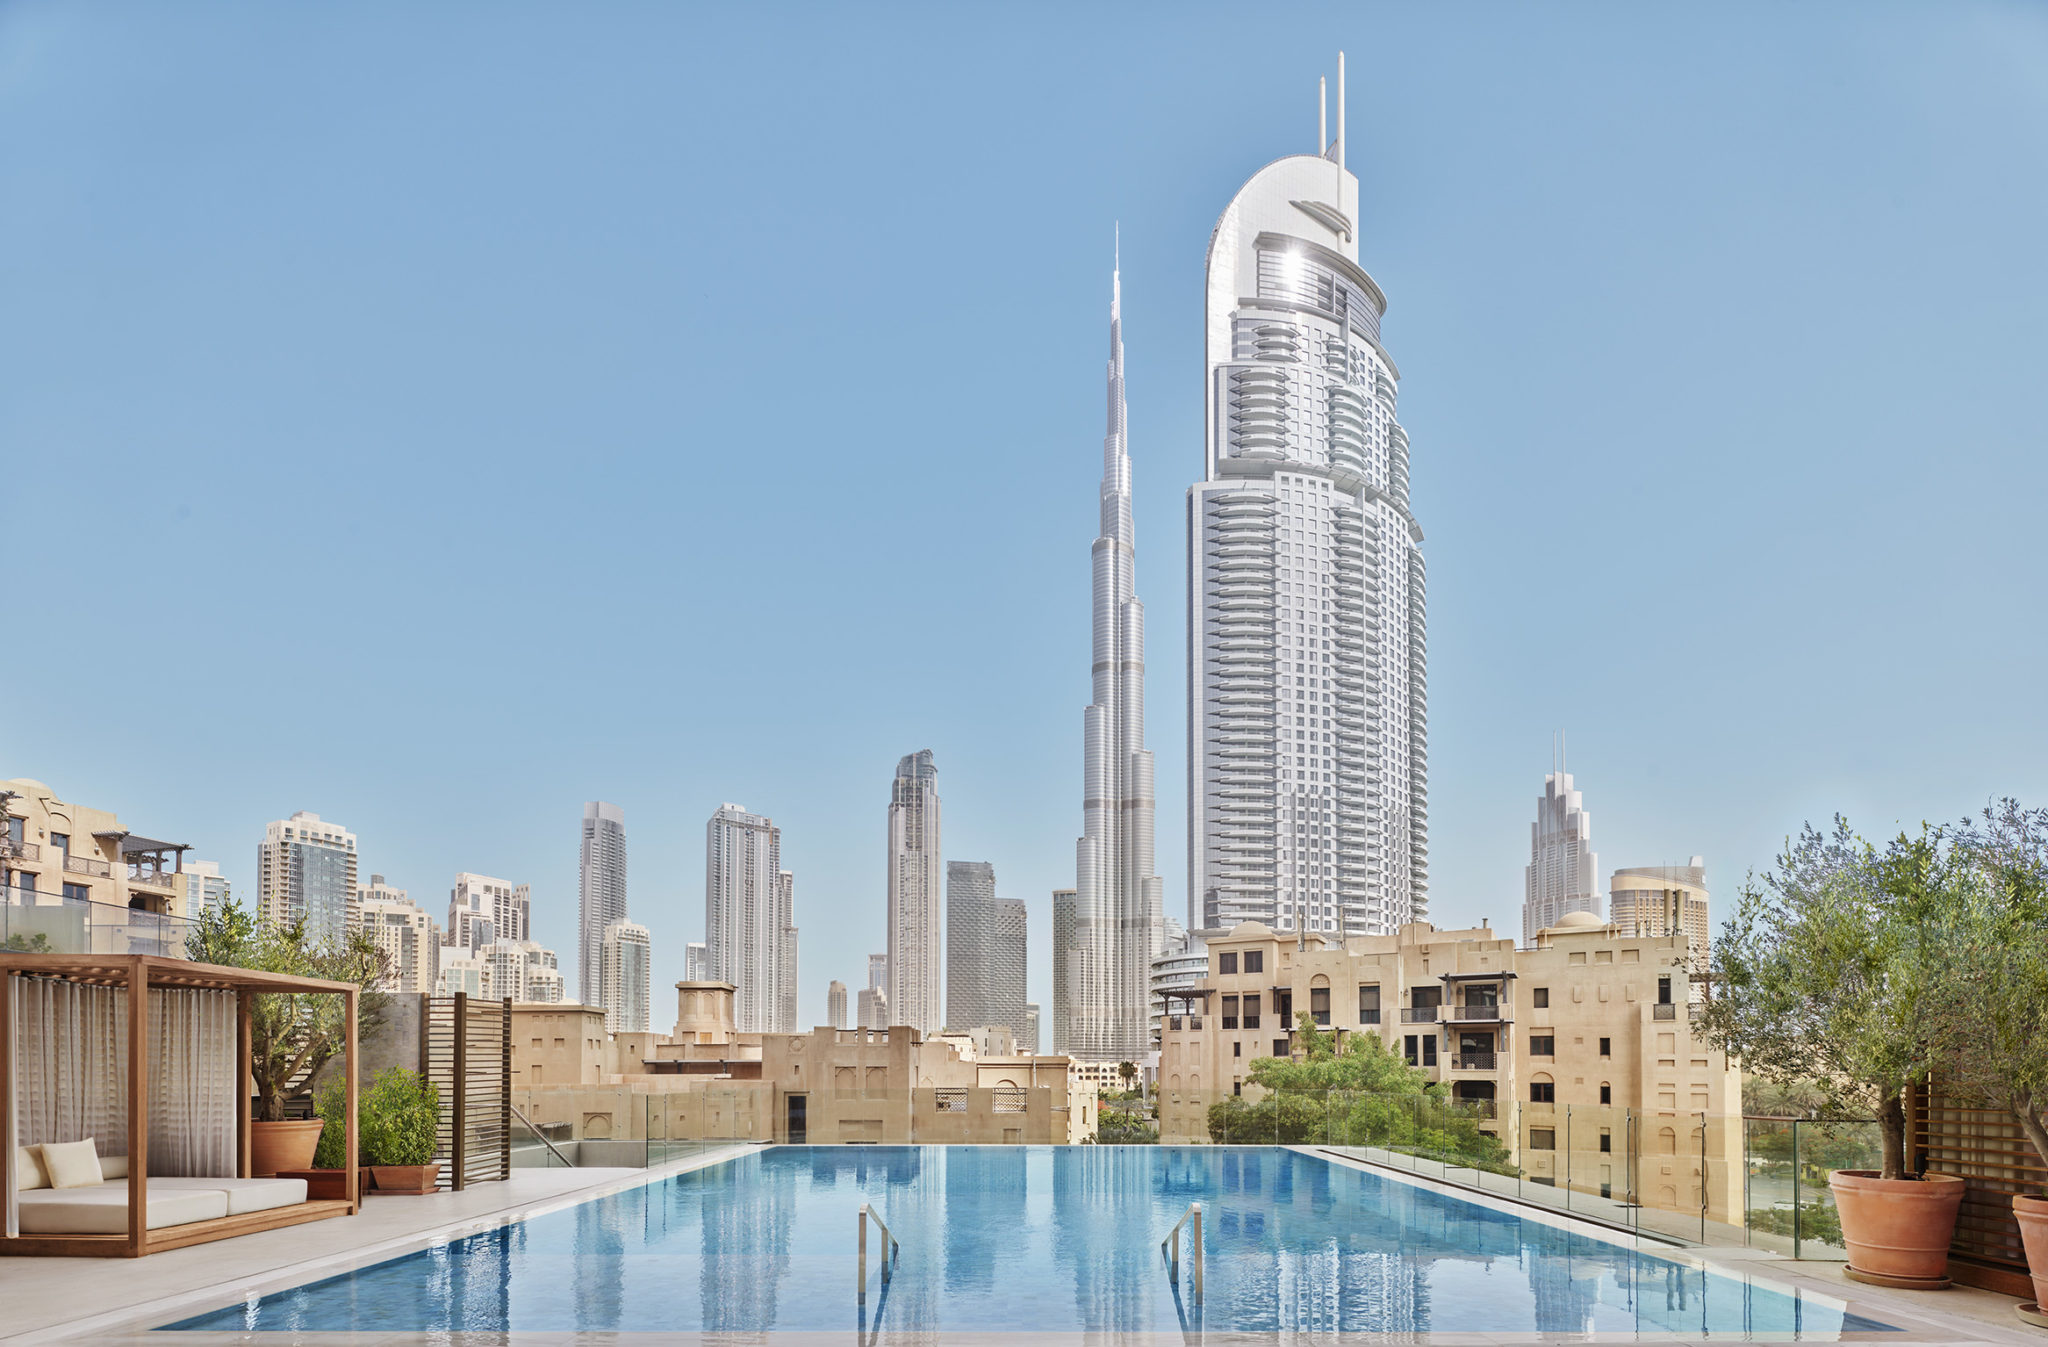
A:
[{"left": 1, "top": 1140, "right": 2039, "bottom": 1346}]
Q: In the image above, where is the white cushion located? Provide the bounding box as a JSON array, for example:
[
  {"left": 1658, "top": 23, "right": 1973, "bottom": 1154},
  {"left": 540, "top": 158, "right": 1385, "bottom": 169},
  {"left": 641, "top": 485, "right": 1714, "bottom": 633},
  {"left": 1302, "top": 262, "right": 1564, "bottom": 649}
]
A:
[
  {"left": 39, "top": 1139, "right": 102, "bottom": 1189},
  {"left": 14, "top": 1146, "right": 49, "bottom": 1191},
  {"left": 142, "top": 1176, "right": 308, "bottom": 1214},
  {"left": 99, "top": 1154, "right": 128, "bottom": 1180},
  {"left": 13, "top": 1184, "right": 228, "bottom": 1234}
]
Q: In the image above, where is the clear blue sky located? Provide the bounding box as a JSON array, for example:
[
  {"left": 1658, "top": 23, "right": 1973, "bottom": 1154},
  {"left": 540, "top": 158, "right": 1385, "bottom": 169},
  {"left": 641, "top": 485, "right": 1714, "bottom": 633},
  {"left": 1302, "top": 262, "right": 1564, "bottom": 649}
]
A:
[{"left": 5, "top": 3, "right": 2045, "bottom": 1030}]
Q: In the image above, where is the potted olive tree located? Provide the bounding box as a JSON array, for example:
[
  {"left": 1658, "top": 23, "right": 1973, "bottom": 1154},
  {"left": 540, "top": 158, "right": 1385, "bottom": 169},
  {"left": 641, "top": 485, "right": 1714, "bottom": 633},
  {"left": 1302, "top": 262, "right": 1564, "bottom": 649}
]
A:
[
  {"left": 1696, "top": 817, "right": 1964, "bottom": 1288},
  {"left": 1921, "top": 801, "right": 2048, "bottom": 1317},
  {"left": 186, "top": 897, "right": 386, "bottom": 1176},
  {"left": 360, "top": 1068, "right": 442, "bottom": 1195}
]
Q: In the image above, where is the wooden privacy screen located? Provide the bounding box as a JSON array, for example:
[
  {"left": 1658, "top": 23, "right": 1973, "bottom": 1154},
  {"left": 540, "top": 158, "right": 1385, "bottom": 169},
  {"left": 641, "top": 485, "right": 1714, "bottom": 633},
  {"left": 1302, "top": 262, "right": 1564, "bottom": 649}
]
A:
[
  {"left": 421, "top": 993, "right": 510, "bottom": 1190},
  {"left": 1911, "top": 1084, "right": 2048, "bottom": 1297}
]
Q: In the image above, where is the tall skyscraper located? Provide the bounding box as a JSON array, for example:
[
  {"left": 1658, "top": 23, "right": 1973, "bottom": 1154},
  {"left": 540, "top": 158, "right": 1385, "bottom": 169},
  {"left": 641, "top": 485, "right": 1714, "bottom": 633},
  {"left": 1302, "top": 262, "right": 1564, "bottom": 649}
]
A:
[
  {"left": 705, "top": 803, "right": 796, "bottom": 1033},
  {"left": 578, "top": 801, "right": 628, "bottom": 1009},
  {"left": 1065, "top": 252, "right": 1166, "bottom": 1063},
  {"left": 885, "top": 750, "right": 942, "bottom": 1033},
  {"left": 685, "top": 942, "right": 708, "bottom": 981},
  {"left": 358, "top": 874, "right": 439, "bottom": 993},
  {"left": 1523, "top": 768, "right": 1602, "bottom": 945},
  {"left": 1050, "top": 888, "right": 1075, "bottom": 1055},
  {"left": 447, "top": 872, "right": 529, "bottom": 952},
  {"left": 256, "top": 811, "right": 358, "bottom": 943},
  {"left": 1611, "top": 859, "right": 1710, "bottom": 956},
  {"left": 867, "top": 951, "right": 888, "bottom": 992},
  {"left": 826, "top": 979, "right": 849, "bottom": 1030},
  {"left": 857, "top": 985, "right": 889, "bottom": 1031},
  {"left": 1024, "top": 1003, "right": 1041, "bottom": 1056},
  {"left": 599, "top": 918, "right": 652, "bottom": 1033},
  {"left": 1187, "top": 56, "right": 1428, "bottom": 940},
  {"left": 776, "top": 870, "right": 798, "bottom": 1033},
  {"left": 944, "top": 862, "right": 1028, "bottom": 1039}
]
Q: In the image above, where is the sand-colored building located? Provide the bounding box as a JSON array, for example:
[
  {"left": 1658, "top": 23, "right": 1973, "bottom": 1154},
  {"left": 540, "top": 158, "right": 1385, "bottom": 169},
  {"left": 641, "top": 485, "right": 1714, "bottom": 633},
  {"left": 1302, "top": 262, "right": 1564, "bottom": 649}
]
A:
[
  {"left": 1609, "top": 861, "right": 1710, "bottom": 955},
  {"left": 513, "top": 980, "right": 1097, "bottom": 1147},
  {"left": 2, "top": 779, "right": 194, "bottom": 952},
  {"left": 1157, "top": 915, "right": 1742, "bottom": 1225}
]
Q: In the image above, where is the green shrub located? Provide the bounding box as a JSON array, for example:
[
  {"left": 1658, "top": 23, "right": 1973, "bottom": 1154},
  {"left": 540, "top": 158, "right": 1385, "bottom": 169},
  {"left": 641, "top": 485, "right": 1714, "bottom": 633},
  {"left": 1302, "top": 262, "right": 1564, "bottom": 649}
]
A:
[
  {"left": 1745, "top": 1203, "right": 1843, "bottom": 1246},
  {"left": 359, "top": 1068, "right": 441, "bottom": 1167},
  {"left": 312, "top": 1076, "right": 350, "bottom": 1169}
]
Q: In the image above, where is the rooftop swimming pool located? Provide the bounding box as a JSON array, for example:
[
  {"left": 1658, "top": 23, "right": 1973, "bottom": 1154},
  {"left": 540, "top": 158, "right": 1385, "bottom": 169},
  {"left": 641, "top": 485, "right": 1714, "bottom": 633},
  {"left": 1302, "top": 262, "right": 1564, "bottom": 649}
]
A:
[{"left": 165, "top": 1146, "right": 1896, "bottom": 1338}]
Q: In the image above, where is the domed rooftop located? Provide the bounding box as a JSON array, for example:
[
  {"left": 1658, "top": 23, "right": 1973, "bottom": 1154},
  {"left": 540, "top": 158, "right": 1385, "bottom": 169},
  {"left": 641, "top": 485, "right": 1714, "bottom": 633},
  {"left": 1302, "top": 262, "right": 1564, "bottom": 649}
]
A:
[
  {"left": 1546, "top": 910, "right": 1610, "bottom": 932},
  {"left": 1226, "top": 921, "right": 1275, "bottom": 939}
]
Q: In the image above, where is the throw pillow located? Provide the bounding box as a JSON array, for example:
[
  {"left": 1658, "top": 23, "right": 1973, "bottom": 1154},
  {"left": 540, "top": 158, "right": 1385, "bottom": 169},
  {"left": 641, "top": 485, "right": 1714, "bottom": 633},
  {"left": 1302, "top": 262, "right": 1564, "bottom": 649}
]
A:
[
  {"left": 39, "top": 1138, "right": 103, "bottom": 1189},
  {"left": 14, "top": 1145, "right": 49, "bottom": 1191}
]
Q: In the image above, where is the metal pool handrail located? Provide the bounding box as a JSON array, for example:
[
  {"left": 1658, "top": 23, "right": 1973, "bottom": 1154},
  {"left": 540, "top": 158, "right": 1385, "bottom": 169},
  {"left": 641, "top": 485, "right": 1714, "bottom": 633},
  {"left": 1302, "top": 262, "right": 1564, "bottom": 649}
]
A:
[
  {"left": 1161, "top": 1200, "right": 1203, "bottom": 1301},
  {"left": 509, "top": 1101, "right": 575, "bottom": 1168},
  {"left": 858, "top": 1202, "right": 900, "bottom": 1302}
]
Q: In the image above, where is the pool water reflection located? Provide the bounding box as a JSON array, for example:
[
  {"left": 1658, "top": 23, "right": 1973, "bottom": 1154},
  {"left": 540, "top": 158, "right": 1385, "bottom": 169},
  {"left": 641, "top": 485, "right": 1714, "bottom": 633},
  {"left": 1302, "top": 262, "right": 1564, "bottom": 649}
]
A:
[{"left": 164, "top": 1146, "right": 1895, "bottom": 1338}]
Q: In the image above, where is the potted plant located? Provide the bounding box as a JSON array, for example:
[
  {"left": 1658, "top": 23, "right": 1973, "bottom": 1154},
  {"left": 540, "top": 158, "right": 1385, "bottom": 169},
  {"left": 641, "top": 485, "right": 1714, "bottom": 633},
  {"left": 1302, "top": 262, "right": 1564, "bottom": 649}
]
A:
[
  {"left": 1696, "top": 817, "right": 1964, "bottom": 1289},
  {"left": 1920, "top": 801, "right": 2048, "bottom": 1317},
  {"left": 185, "top": 897, "right": 387, "bottom": 1176},
  {"left": 360, "top": 1068, "right": 442, "bottom": 1195},
  {"left": 277, "top": 1077, "right": 355, "bottom": 1201}
]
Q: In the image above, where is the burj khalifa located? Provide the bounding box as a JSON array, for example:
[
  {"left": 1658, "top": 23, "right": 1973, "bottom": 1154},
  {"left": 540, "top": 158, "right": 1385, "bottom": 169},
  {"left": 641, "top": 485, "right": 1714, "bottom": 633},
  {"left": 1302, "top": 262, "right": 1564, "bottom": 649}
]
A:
[{"left": 1066, "top": 253, "right": 1166, "bottom": 1062}]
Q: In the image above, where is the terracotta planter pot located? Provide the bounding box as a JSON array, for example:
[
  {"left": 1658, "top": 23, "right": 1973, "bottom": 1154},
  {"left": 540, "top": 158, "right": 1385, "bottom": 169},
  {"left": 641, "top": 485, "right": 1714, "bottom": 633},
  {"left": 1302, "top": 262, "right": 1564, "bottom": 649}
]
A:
[
  {"left": 273, "top": 1167, "right": 351, "bottom": 1201},
  {"left": 2013, "top": 1194, "right": 2048, "bottom": 1309},
  {"left": 249, "top": 1118, "right": 324, "bottom": 1178},
  {"left": 368, "top": 1163, "right": 440, "bottom": 1195},
  {"left": 1829, "top": 1170, "right": 1966, "bottom": 1289}
]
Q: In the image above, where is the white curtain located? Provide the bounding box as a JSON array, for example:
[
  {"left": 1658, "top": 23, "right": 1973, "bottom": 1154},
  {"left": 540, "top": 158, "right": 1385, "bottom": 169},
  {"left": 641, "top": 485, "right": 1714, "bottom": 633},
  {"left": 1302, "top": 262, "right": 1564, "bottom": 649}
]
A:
[
  {"left": 12, "top": 976, "right": 128, "bottom": 1158},
  {"left": 9, "top": 977, "right": 237, "bottom": 1177},
  {"left": 148, "top": 987, "right": 237, "bottom": 1177}
]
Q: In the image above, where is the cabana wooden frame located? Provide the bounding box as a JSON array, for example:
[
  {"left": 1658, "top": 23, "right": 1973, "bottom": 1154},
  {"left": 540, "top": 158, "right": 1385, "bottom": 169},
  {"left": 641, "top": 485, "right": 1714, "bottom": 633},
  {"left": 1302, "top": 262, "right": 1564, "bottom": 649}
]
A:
[{"left": 0, "top": 953, "right": 359, "bottom": 1257}]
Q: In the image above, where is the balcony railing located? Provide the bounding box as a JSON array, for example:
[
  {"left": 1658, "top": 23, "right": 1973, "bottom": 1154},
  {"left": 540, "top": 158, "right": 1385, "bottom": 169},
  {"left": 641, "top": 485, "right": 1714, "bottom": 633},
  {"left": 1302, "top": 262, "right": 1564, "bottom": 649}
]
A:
[
  {"left": 1450, "top": 1052, "right": 1498, "bottom": 1071},
  {"left": 0, "top": 840, "right": 39, "bottom": 863},
  {"left": 1399, "top": 1007, "right": 1438, "bottom": 1023},
  {"left": 4, "top": 886, "right": 193, "bottom": 958},
  {"left": 1653, "top": 1003, "right": 1677, "bottom": 1020},
  {"left": 64, "top": 855, "right": 112, "bottom": 878},
  {"left": 127, "top": 870, "right": 177, "bottom": 890},
  {"left": 1450, "top": 1005, "right": 1510, "bottom": 1022}
]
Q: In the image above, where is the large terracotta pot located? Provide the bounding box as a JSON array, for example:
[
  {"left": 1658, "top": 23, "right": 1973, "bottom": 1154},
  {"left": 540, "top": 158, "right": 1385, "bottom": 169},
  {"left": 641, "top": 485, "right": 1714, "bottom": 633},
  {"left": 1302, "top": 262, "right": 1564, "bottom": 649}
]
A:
[
  {"left": 2013, "top": 1194, "right": 2048, "bottom": 1309},
  {"left": 1829, "top": 1170, "right": 1966, "bottom": 1289},
  {"left": 249, "top": 1118, "right": 323, "bottom": 1178}
]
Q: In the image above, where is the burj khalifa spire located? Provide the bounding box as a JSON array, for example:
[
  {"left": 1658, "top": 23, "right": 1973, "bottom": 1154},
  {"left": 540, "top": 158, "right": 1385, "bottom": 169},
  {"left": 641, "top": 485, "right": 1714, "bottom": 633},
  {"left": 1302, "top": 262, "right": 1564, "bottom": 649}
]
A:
[{"left": 1064, "top": 246, "right": 1166, "bottom": 1062}]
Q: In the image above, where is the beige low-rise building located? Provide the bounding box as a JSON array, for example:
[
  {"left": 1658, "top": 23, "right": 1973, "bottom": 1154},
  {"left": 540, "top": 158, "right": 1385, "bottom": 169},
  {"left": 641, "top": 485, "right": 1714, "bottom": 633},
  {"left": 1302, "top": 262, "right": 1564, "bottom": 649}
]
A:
[
  {"left": 1157, "top": 915, "right": 1742, "bottom": 1225},
  {"left": 513, "top": 980, "right": 1097, "bottom": 1146},
  {"left": 2, "top": 779, "right": 195, "bottom": 950}
]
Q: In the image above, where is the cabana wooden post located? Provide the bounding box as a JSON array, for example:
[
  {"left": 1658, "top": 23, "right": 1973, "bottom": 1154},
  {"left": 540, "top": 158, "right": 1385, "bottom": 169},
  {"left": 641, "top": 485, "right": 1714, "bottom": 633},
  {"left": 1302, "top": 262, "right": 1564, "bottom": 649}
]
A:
[{"left": 0, "top": 953, "right": 360, "bottom": 1257}]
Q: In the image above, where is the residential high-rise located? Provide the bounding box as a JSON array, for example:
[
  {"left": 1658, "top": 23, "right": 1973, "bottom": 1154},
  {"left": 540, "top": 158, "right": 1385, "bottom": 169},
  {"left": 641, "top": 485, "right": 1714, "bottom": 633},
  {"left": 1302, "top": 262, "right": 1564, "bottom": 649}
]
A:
[
  {"left": 827, "top": 979, "right": 849, "bottom": 1030},
  {"left": 867, "top": 952, "right": 888, "bottom": 992},
  {"left": 1611, "top": 859, "right": 1710, "bottom": 957},
  {"left": 1050, "top": 888, "right": 1076, "bottom": 1055},
  {"left": 447, "top": 872, "right": 529, "bottom": 953},
  {"left": 885, "top": 750, "right": 943, "bottom": 1033},
  {"left": 257, "top": 812, "right": 358, "bottom": 943},
  {"left": 599, "top": 918, "right": 652, "bottom": 1033},
  {"left": 705, "top": 803, "right": 796, "bottom": 1033},
  {"left": 1524, "top": 770, "right": 1602, "bottom": 945},
  {"left": 358, "top": 874, "right": 439, "bottom": 993},
  {"left": 776, "top": 870, "right": 799, "bottom": 1034},
  {"left": 180, "top": 860, "right": 230, "bottom": 921},
  {"left": 1187, "top": 56, "right": 1429, "bottom": 941},
  {"left": 578, "top": 801, "right": 629, "bottom": 1009},
  {"left": 1068, "top": 253, "right": 1167, "bottom": 1064},
  {"left": 1024, "top": 1003, "right": 1041, "bottom": 1056},
  {"left": 857, "top": 985, "right": 889, "bottom": 1031},
  {"left": 484, "top": 938, "right": 562, "bottom": 1002},
  {"left": 685, "top": 942, "right": 708, "bottom": 981},
  {"left": 944, "top": 861, "right": 1027, "bottom": 1039}
]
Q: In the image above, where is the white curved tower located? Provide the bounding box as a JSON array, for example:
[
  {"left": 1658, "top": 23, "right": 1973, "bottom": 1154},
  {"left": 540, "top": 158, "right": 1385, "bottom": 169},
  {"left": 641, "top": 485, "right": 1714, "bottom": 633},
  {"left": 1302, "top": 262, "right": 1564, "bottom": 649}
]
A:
[
  {"left": 1525, "top": 769, "right": 1603, "bottom": 945},
  {"left": 1187, "top": 57, "right": 1428, "bottom": 940},
  {"left": 1067, "top": 256, "right": 1166, "bottom": 1062}
]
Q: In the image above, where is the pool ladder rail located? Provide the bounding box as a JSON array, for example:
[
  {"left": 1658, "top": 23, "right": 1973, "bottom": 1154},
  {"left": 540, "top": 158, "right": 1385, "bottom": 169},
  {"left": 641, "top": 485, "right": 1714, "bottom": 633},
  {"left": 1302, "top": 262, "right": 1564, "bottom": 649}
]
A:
[
  {"left": 1161, "top": 1201, "right": 1204, "bottom": 1302},
  {"left": 857, "top": 1202, "right": 900, "bottom": 1303}
]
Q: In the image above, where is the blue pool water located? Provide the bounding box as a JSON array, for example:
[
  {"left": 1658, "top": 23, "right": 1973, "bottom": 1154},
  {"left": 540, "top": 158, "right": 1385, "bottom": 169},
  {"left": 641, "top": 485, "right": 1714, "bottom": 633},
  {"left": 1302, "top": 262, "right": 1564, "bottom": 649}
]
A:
[{"left": 165, "top": 1147, "right": 1894, "bottom": 1338}]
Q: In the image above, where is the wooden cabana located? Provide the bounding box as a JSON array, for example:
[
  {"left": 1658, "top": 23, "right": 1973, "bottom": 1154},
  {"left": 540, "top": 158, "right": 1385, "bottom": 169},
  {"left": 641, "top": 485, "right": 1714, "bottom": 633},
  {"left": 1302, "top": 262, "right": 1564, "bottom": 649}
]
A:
[{"left": 0, "top": 953, "right": 359, "bottom": 1257}]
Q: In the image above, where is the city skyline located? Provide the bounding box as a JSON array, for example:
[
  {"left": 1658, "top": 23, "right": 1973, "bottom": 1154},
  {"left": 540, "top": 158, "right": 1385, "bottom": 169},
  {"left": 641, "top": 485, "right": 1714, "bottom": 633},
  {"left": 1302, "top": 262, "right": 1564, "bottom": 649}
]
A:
[{"left": 9, "top": 10, "right": 2046, "bottom": 1029}]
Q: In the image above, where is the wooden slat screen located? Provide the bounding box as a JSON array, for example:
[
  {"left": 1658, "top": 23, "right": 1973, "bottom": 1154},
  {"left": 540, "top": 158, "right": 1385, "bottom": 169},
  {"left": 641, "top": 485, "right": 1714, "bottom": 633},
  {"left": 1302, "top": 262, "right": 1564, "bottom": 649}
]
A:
[
  {"left": 1912, "top": 1084, "right": 2047, "bottom": 1297},
  {"left": 422, "top": 994, "right": 511, "bottom": 1190}
]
